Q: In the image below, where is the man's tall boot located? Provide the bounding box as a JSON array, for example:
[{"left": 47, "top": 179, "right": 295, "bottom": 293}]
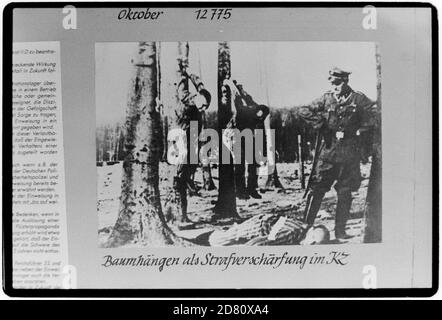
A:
[
  {"left": 335, "top": 190, "right": 353, "bottom": 240},
  {"left": 247, "top": 163, "right": 262, "bottom": 199},
  {"left": 303, "top": 191, "right": 325, "bottom": 226}
]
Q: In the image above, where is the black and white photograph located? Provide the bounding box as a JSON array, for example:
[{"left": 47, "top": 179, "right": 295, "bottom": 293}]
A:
[
  {"left": 5, "top": 4, "right": 434, "bottom": 294},
  {"left": 96, "top": 41, "right": 382, "bottom": 248}
]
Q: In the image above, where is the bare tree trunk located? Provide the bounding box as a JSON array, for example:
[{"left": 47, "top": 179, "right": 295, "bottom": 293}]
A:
[
  {"left": 105, "top": 42, "right": 189, "bottom": 247},
  {"left": 264, "top": 113, "right": 284, "bottom": 190},
  {"left": 169, "top": 42, "right": 191, "bottom": 223},
  {"left": 299, "top": 131, "right": 306, "bottom": 189},
  {"left": 201, "top": 112, "right": 216, "bottom": 190},
  {"left": 113, "top": 125, "right": 119, "bottom": 162},
  {"left": 161, "top": 115, "right": 169, "bottom": 162},
  {"left": 157, "top": 42, "right": 169, "bottom": 163},
  {"left": 213, "top": 42, "right": 239, "bottom": 219},
  {"left": 363, "top": 43, "right": 382, "bottom": 243},
  {"left": 108, "top": 125, "right": 116, "bottom": 162},
  {"left": 117, "top": 123, "right": 125, "bottom": 161}
]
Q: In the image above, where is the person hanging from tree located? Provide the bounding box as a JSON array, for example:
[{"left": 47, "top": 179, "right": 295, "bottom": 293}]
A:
[
  {"left": 172, "top": 63, "right": 212, "bottom": 223},
  {"left": 222, "top": 79, "right": 269, "bottom": 200}
]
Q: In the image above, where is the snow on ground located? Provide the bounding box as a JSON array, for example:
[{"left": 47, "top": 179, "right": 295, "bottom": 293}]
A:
[{"left": 97, "top": 161, "right": 372, "bottom": 247}]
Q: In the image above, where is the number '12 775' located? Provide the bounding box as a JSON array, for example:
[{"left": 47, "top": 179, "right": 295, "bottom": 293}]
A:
[{"left": 195, "top": 9, "right": 232, "bottom": 20}]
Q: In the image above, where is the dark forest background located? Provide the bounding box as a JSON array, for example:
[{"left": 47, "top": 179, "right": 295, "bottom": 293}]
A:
[{"left": 96, "top": 108, "right": 316, "bottom": 164}]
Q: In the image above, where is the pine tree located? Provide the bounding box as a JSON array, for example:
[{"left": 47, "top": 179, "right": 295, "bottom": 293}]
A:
[
  {"left": 201, "top": 111, "right": 216, "bottom": 190},
  {"left": 105, "top": 42, "right": 188, "bottom": 247},
  {"left": 213, "top": 42, "right": 239, "bottom": 219},
  {"left": 363, "top": 44, "right": 382, "bottom": 243}
]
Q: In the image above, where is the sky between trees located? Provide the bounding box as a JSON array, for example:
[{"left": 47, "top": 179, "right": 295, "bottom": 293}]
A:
[{"left": 96, "top": 42, "right": 377, "bottom": 126}]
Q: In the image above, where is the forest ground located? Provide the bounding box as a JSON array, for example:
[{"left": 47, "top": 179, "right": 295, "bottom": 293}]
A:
[{"left": 97, "top": 161, "right": 371, "bottom": 247}]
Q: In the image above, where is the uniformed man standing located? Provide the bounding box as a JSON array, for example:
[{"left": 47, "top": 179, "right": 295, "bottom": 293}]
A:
[
  {"left": 296, "top": 67, "right": 377, "bottom": 240},
  {"left": 173, "top": 66, "right": 211, "bottom": 222}
]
